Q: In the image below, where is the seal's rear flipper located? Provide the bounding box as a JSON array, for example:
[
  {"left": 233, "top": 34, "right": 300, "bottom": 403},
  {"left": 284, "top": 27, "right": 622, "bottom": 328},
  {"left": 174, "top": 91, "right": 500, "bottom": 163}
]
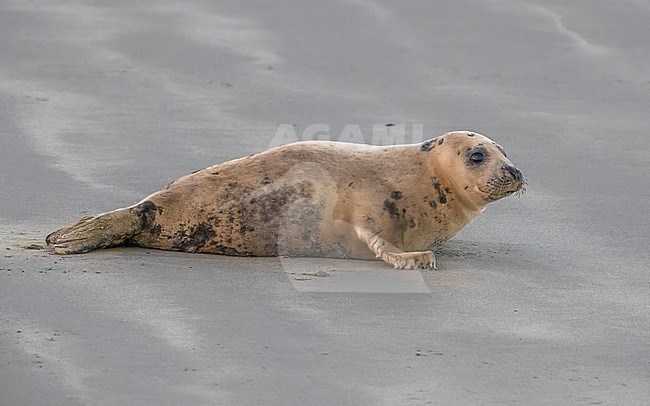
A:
[{"left": 46, "top": 207, "right": 143, "bottom": 254}]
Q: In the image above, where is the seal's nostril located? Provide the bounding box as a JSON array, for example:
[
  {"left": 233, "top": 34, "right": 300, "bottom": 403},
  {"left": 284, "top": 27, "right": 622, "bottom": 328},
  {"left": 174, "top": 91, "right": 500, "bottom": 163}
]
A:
[{"left": 503, "top": 165, "right": 523, "bottom": 181}]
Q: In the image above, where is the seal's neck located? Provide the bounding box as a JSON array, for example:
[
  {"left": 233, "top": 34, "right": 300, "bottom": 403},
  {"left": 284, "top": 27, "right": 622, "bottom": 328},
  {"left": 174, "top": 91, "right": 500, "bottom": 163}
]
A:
[{"left": 429, "top": 163, "right": 487, "bottom": 220}]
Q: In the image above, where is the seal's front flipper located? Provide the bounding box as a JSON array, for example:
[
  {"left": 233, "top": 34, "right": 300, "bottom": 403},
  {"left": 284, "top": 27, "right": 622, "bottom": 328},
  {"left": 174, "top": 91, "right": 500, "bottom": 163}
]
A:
[
  {"left": 389, "top": 251, "right": 437, "bottom": 270},
  {"left": 46, "top": 207, "right": 142, "bottom": 254},
  {"left": 354, "top": 226, "right": 437, "bottom": 270}
]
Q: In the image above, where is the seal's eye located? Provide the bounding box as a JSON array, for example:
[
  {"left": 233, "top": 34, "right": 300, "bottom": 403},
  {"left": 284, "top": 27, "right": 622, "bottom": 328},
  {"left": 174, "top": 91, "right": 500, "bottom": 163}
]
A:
[{"left": 469, "top": 152, "right": 484, "bottom": 164}]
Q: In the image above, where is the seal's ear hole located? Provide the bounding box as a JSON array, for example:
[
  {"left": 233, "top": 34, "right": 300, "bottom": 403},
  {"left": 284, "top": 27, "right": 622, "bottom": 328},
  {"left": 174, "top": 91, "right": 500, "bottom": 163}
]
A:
[{"left": 469, "top": 152, "right": 484, "bottom": 164}]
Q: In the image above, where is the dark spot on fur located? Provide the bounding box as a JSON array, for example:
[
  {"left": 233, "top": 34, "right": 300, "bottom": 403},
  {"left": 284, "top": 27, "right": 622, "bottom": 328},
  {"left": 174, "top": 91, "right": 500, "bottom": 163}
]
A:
[
  {"left": 171, "top": 222, "right": 217, "bottom": 252},
  {"left": 262, "top": 176, "right": 272, "bottom": 184},
  {"left": 348, "top": 181, "right": 354, "bottom": 187},
  {"left": 385, "top": 123, "right": 395, "bottom": 127},
  {"left": 254, "top": 185, "right": 312, "bottom": 223},
  {"left": 151, "top": 224, "right": 162, "bottom": 238},
  {"left": 468, "top": 132, "right": 476, "bottom": 137},
  {"left": 402, "top": 208, "right": 407, "bottom": 218},
  {"left": 421, "top": 139, "right": 437, "bottom": 152},
  {"left": 383, "top": 200, "right": 399, "bottom": 219},
  {"left": 239, "top": 224, "right": 255, "bottom": 235},
  {"left": 130, "top": 201, "right": 158, "bottom": 230},
  {"left": 188, "top": 223, "right": 216, "bottom": 243},
  {"left": 391, "top": 191, "right": 403, "bottom": 200},
  {"left": 432, "top": 178, "right": 448, "bottom": 205},
  {"left": 429, "top": 200, "right": 437, "bottom": 210},
  {"left": 212, "top": 171, "right": 220, "bottom": 175},
  {"left": 137, "top": 200, "right": 157, "bottom": 213},
  {"left": 227, "top": 182, "right": 238, "bottom": 189},
  {"left": 438, "top": 138, "right": 444, "bottom": 145},
  {"left": 464, "top": 185, "right": 469, "bottom": 190},
  {"left": 409, "top": 218, "right": 416, "bottom": 228}
]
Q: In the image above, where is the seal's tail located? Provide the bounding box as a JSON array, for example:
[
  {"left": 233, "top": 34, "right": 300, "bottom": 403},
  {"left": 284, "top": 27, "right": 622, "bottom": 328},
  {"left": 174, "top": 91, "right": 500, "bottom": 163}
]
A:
[{"left": 46, "top": 207, "right": 142, "bottom": 254}]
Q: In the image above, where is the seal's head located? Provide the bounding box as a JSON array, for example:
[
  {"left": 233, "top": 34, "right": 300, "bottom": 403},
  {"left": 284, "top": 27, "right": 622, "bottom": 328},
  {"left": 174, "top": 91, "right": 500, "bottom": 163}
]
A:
[{"left": 424, "top": 131, "right": 526, "bottom": 209}]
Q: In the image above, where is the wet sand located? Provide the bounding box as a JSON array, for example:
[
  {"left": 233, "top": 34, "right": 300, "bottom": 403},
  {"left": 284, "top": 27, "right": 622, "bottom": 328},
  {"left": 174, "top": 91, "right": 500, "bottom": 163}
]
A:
[{"left": 1, "top": 1, "right": 649, "bottom": 405}]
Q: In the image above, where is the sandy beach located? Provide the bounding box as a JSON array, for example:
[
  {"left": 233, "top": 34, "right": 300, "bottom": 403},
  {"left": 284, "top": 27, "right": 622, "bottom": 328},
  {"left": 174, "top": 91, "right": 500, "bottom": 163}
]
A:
[{"left": 1, "top": 1, "right": 648, "bottom": 405}]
